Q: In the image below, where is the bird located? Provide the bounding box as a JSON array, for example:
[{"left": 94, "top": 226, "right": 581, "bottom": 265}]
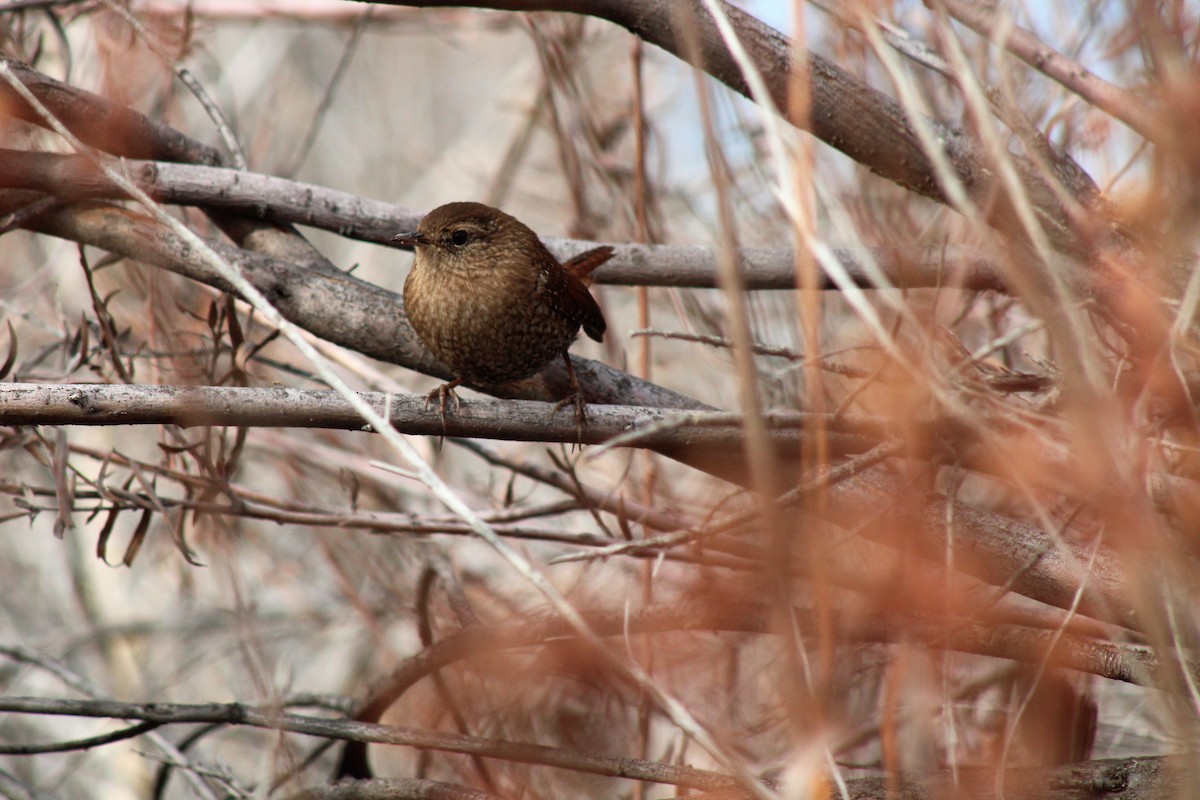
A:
[{"left": 393, "top": 201, "right": 611, "bottom": 437}]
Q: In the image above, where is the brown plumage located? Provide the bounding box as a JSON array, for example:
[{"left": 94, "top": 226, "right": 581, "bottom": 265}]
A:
[{"left": 394, "top": 202, "right": 610, "bottom": 432}]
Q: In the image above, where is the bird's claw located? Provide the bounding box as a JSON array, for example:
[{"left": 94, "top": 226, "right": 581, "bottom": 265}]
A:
[
  {"left": 424, "top": 380, "right": 462, "bottom": 440},
  {"left": 553, "top": 391, "right": 588, "bottom": 445}
]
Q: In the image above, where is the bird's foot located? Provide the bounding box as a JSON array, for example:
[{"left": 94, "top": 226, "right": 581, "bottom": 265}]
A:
[
  {"left": 555, "top": 352, "right": 591, "bottom": 446},
  {"left": 553, "top": 390, "right": 588, "bottom": 445},
  {"left": 424, "top": 379, "right": 463, "bottom": 439}
]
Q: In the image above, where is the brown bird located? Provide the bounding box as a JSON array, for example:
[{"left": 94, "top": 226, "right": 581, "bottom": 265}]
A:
[{"left": 393, "top": 202, "right": 610, "bottom": 434}]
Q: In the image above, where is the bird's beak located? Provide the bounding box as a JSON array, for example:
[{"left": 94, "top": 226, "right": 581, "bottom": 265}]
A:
[{"left": 392, "top": 231, "right": 428, "bottom": 248}]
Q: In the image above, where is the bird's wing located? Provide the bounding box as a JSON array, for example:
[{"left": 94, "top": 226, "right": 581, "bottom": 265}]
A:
[
  {"left": 537, "top": 245, "right": 608, "bottom": 343},
  {"left": 565, "top": 270, "right": 606, "bottom": 342}
]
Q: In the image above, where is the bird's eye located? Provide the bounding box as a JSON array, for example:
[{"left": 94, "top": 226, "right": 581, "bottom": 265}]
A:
[{"left": 450, "top": 229, "right": 470, "bottom": 247}]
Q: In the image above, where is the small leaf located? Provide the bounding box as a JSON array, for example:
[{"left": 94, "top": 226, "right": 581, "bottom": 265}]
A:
[
  {"left": 122, "top": 508, "right": 153, "bottom": 567},
  {"left": 96, "top": 505, "right": 121, "bottom": 565}
]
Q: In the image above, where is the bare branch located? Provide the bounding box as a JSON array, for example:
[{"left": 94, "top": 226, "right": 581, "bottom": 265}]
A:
[
  {"left": 0, "top": 382, "right": 874, "bottom": 453},
  {"left": 937, "top": 0, "right": 1160, "bottom": 142},
  {"left": 351, "top": 0, "right": 1118, "bottom": 256},
  {"left": 0, "top": 150, "right": 1009, "bottom": 292}
]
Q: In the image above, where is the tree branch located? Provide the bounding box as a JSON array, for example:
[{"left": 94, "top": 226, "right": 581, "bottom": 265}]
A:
[
  {"left": 355, "top": 0, "right": 1117, "bottom": 258},
  {"left": 0, "top": 381, "right": 1148, "bottom": 632},
  {"left": 937, "top": 0, "right": 1160, "bottom": 142},
  {"left": 0, "top": 381, "right": 874, "bottom": 454},
  {"left": 0, "top": 55, "right": 337, "bottom": 273},
  {"left": 0, "top": 149, "right": 1009, "bottom": 292}
]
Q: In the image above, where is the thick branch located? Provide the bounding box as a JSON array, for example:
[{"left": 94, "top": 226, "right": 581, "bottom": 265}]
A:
[
  {"left": 938, "top": 0, "right": 1159, "bottom": 142},
  {"left": 19, "top": 201, "right": 699, "bottom": 410},
  {"left": 0, "top": 56, "right": 337, "bottom": 272},
  {"left": 0, "top": 58, "right": 221, "bottom": 164},
  {"left": 361, "top": 0, "right": 1111, "bottom": 257},
  {"left": 0, "top": 382, "right": 875, "bottom": 454},
  {"left": 0, "top": 150, "right": 1009, "bottom": 292},
  {"left": 824, "top": 470, "right": 1140, "bottom": 631},
  {"left": 0, "top": 382, "right": 1144, "bottom": 631}
]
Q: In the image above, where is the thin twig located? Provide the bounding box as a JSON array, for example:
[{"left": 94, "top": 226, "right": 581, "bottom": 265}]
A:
[{"left": 99, "top": 0, "right": 248, "bottom": 169}]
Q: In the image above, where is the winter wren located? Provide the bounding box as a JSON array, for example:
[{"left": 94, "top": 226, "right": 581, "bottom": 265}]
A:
[{"left": 393, "top": 202, "right": 610, "bottom": 432}]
